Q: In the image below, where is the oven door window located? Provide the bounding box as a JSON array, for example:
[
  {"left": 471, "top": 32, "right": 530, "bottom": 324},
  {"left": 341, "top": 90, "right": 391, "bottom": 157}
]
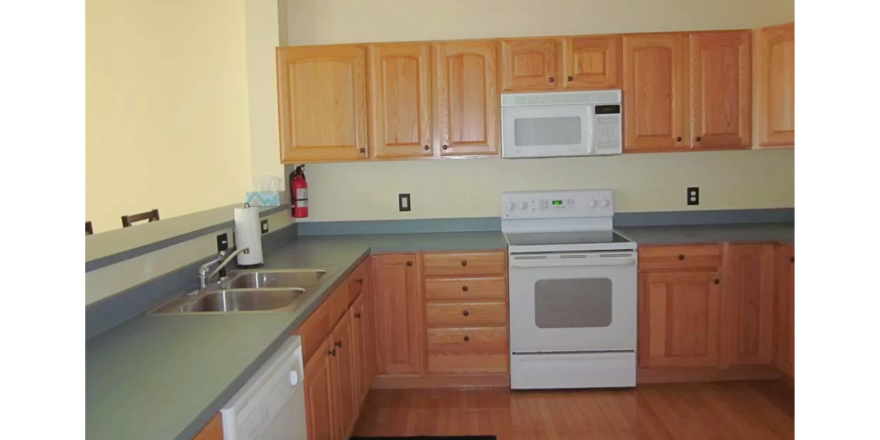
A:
[
  {"left": 514, "top": 117, "right": 582, "bottom": 146},
  {"left": 534, "top": 278, "right": 612, "bottom": 328}
]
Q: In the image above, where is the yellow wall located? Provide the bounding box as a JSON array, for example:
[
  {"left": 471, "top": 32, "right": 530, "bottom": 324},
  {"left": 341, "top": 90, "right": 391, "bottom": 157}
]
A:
[
  {"left": 86, "top": 0, "right": 253, "bottom": 233},
  {"left": 277, "top": 0, "right": 795, "bottom": 222}
]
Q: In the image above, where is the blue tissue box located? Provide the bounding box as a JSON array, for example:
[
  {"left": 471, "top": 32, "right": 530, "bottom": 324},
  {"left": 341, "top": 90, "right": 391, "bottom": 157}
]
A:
[{"left": 246, "top": 192, "right": 282, "bottom": 207}]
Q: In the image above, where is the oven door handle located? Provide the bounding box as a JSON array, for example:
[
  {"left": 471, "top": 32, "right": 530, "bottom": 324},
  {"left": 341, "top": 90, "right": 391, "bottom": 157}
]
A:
[{"left": 510, "top": 256, "right": 636, "bottom": 268}]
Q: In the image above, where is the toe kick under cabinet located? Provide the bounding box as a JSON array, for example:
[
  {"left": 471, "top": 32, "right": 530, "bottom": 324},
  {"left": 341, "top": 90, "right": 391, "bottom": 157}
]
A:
[{"left": 372, "top": 250, "right": 510, "bottom": 389}]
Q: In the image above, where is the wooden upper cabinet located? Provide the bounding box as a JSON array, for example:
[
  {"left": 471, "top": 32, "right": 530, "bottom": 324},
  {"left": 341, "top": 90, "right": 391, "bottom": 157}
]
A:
[
  {"left": 623, "top": 33, "right": 690, "bottom": 152},
  {"left": 277, "top": 45, "right": 369, "bottom": 163},
  {"left": 721, "top": 244, "right": 774, "bottom": 367},
  {"left": 368, "top": 43, "right": 432, "bottom": 158},
  {"left": 690, "top": 31, "right": 752, "bottom": 150},
  {"left": 639, "top": 270, "right": 721, "bottom": 368},
  {"left": 561, "top": 35, "right": 621, "bottom": 90},
  {"left": 757, "top": 23, "right": 795, "bottom": 148},
  {"left": 433, "top": 40, "right": 499, "bottom": 156},
  {"left": 500, "top": 38, "right": 558, "bottom": 91},
  {"left": 371, "top": 254, "right": 423, "bottom": 375}
]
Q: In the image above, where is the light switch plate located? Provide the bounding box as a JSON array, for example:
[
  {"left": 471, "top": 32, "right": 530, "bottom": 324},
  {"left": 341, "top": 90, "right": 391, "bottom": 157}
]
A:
[{"left": 399, "top": 193, "right": 411, "bottom": 212}]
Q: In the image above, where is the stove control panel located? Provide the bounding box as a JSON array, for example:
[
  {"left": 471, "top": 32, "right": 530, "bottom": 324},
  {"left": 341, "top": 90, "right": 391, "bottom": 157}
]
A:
[{"left": 502, "top": 190, "right": 614, "bottom": 219}]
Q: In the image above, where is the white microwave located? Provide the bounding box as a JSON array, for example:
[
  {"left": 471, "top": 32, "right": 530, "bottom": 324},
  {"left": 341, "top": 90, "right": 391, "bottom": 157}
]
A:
[{"left": 501, "top": 90, "right": 622, "bottom": 158}]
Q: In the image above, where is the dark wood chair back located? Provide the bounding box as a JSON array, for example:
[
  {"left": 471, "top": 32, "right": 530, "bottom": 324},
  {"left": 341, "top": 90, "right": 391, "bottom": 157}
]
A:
[
  {"left": 121, "top": 209, "right": 160, "bottom": 228},
  {"left": 86, "top": 221, "right": 93, "bottom": 236}
]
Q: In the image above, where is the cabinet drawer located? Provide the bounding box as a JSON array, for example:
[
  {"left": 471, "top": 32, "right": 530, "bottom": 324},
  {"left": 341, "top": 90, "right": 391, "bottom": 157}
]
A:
[
  {"left": 426, "top": 301, "right": 507, "bottom": 326},
  {"left": 639, "top": 245, "right": 723, "bottom": 271},
  {"left": 297, "top": 283, "right": 350, "bottom": 360},
  {"left": 425, "top": 277, "right": 507, "bottom": 301},
  {"left": 347, "top": 260, "right": 368, "bottom": 302},
  {"left": 427, "top": 327, "right": 508, "bottom": 373},
  {"left": 423, "top": 251, "right": 505, "bottom": 277}
]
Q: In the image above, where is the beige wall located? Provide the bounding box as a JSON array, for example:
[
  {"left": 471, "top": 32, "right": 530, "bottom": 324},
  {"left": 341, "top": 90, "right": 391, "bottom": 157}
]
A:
[
  {"left": 86, "top": 0, "right": 253, "bottom": 233},
  {"left": 276, "top": 0, "right": 795, "bottom": 222}
]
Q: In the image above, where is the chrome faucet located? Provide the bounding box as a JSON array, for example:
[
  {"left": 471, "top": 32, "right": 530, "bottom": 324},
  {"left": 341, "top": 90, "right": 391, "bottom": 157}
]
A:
[{"left": 197, "top": 247, "right": 249, "bottom": 289}]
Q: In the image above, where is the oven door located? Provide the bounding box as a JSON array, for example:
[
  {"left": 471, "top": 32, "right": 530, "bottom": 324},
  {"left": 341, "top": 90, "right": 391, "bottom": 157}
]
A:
[
  {"left": 501, "top": 104, "right": 592, "bottom": 158},
  {"left": 508, "top": 251, "right": 637, "bottom": 353}
]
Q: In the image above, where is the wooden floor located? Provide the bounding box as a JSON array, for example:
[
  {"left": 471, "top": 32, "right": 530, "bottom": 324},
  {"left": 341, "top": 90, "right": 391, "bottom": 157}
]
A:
[{"left": 353, "top": 381, "right": 794, "bottom": 440}]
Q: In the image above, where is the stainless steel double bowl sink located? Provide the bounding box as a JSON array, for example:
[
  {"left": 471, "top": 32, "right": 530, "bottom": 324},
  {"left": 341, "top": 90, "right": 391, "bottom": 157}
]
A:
[{"left": 151, "top": 268, "right": 335, "bottom": 315}]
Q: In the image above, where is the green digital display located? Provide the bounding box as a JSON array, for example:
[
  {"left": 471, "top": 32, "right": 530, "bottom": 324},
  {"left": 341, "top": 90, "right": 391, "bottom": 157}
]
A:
[{"left": 552, "top": 200, "right": 563, "bottom": 205}]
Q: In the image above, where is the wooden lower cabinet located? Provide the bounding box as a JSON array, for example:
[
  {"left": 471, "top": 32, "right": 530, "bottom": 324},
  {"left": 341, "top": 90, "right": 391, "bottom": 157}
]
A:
[
  {"left": 304, "top": 340, "right": 334, "bottom": 440},
  {"left": 191, "top": 413, "right": 223, "bottom": 440},
  {"left": 722, "top": 244, "right": 774, "bottom": 366},
  {"left": 372, "top": 254, "right": 423, "bottom": 375},
  {"left": 427, "top": 327, "right": 507, "bottom": 374},
  {"left": 351, "top": 292, "right": 375, "bottom": 404},
  {"left": 329, "top": 313, "right": 356, "bottom": 440},
  {"left": 639, "top": 270, "right": 722, "bottom": 368},
  {"left": 774, "top": 245, "right": 795, "bottom": 379}
]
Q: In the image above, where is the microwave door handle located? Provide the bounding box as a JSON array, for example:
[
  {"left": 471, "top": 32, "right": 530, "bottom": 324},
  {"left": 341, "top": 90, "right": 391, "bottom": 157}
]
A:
[
  {"left": 585, "top": 108, "right": 595, "bottom": 154},
  {"left": 511, "top": 256, "right": 636, "bottom": 268}
]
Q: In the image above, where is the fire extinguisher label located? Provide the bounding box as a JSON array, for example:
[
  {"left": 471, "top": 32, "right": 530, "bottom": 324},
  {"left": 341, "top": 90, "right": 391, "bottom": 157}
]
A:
[
  {"left": 297, "top": 199, "right": 308, "bottom": 208},
  {"left": 295, "top": 188, "right": 308, "bottom": 200}
]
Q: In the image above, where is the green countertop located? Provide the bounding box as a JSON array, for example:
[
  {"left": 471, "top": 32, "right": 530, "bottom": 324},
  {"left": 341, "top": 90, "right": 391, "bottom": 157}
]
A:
[
  {"left": 617, "top": 223, "right": 794, "bottom": 247},
  {"left": 86, "top": 231, "right": 506, "bottom": 440}
]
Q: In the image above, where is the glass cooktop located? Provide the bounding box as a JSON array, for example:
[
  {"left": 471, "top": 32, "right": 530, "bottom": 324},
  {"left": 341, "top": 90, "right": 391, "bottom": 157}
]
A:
[{"left": 504, "top": 230, "right": 633, "bottom": 246}]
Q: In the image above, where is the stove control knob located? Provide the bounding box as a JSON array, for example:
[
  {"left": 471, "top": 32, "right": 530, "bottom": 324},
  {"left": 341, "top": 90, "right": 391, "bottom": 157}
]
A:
[
  {"left": 589, "top": 200, "right": 598, "bottom": 208},
  {"left": 508, "top": 201, "right": 517, "bottom": 211},
  {"left": 519, "top": 200, "right": 529, "bottom": 210},
  {"left": 602, "top": 199, "right": 610, "bottom": 208}
]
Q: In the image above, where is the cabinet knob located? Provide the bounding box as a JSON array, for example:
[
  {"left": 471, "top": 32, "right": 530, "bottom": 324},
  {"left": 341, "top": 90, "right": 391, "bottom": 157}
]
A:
[
  {"left": 695, "top": 136, "right": 702, "bottom": 142},
  {"left": 714, "top": 279, "right": 720, "bottom": 285},
  {"left": 676, "top": 136, "right": 682, "bottom": 142},
  {"left": 355, "top": 312, "right": 361, "bottom": 319},
  {"left": 329, "top": 349, "right": 336, "bottom": 356},
  {"left": 462, "top": 286, "right": 469, "bottom": 292},
  {"left": 548, "top": 77, "right": 555, "bottom": 83},
  {"left": 464, "top": 335, "right": 470, "bottom": 342},
  {"left": 791, "top": 257, "right": 794, "bottom": 263},
  {"left": 335, "top": 341, "right": 342, "bottom": 348},
  {"left": 678, "top": 255, "right": 685, "bottom": 260},
  {"left": 424, "top": 145, "right": 429, "bottom": 150},
  {"left": 461, "top": 260, "right": 468, "bottom": 267},
  {"left": 442, "top": 145, "right": 449, "bottom": 150},
  {"left": 406, "top": 261, "right": 413, "bottom": 266},
  {"left": 462, "top": 310, "right": 469, "bottom": 316},
  {"left": 359, "top": 148, "right": 366, "bottom": 154},
  {"left": 356, "top": 278, "right": 363, "bottom": 284},
  {"left": 568, "top": 76, "right": 574, "bottom": 81}
]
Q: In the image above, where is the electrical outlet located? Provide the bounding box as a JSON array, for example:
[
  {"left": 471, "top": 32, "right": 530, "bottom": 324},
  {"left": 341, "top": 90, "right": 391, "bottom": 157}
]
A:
[
  {"left": 216, "top": 233, "right": 229, "bottom": 252},
  {"left": 399, "top": 193, "right": 411, "bottom": 212},
  {"left": 687, "top": 187, "right": 700, "bottom": 206},
  {"left": 261, "top": 219, "right": 269, "bottom": 234}
]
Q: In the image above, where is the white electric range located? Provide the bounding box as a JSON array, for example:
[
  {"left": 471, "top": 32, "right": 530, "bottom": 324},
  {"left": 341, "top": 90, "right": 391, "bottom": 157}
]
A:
[{"left": 502, "top": 189, "right": 638, "bottom": 389}]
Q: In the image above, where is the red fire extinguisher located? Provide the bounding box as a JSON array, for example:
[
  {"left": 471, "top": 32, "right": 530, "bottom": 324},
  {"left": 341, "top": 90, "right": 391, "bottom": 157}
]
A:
[{"left": 290, "top": 165, "right": 309, "bottom": 218}]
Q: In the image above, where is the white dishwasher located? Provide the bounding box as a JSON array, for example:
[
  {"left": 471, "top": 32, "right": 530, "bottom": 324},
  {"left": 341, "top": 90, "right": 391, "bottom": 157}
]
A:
[{"left": 221, "top": 335, "right": 307, "bottom": 440}]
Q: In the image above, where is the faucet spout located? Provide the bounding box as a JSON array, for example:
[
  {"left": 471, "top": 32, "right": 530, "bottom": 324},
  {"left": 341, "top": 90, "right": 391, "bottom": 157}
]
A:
[{"left": 207, "top": 247, "right": 249, "bottom": 282}]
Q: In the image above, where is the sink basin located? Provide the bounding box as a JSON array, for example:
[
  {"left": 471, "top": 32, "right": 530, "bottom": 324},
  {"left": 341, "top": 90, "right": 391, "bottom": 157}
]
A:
[
  {"left": 152, "top": 289, "right": 305, "bottom": 314},
  {"left": 220, "top": 269, "right": 328, "bottom": 289}
]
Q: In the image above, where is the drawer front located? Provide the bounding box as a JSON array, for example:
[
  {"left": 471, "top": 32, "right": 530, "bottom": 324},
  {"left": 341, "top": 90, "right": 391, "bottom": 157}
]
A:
[
  {"left": 423, "top": 251, "right": 506, "bottom": 277},
  {"left": 426, "top": 301, "right": 507, "bottom": 327},
  {"left": 427, "top": 327, "right": 508, "bottom": 373},
  {"left": 296, "top": 304, "right": 330, "bottom": 362},
  {"left": 326, "top": 283, "right": 350, "bottom": 326},
  {"left": 347, "top": 261, "right": 368, "bottom": 302},
  {"left": 425, "top": 277, "right": 507, "bottom": 301},
  {"left": 639, "top": 245, "right": 723, "bottom": 271}
]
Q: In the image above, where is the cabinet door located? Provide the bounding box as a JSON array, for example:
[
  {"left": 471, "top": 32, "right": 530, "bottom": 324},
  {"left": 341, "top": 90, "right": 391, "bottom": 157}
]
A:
[
  {"left": 433, "top": 40, "right": 499, "bottom": 156},
  {"left": 639, "top": 271, "right": 721, "bottom": 368},
  {"left": 191, "top": 413, "right": 223, "bottom": 440},
  {"left": 774, "top": 246, "right": 795, "bottom": 378},
  {"left": 277, "top": 45, "right": 368, "bottom": 162},
  {"left": 722, "top": 244, "right": 774, "bottom": 366},
  {"left": 622, "top": 33, "right": 690, "bottom": 152},
  {"left": 500, "top": 38, "right": 558, "bottom": 91},
  {"left": 368, "top": 43, "right": 432, "bottom": 158},
  {"left": 330, "top": 313, "right": 356, "bottom": 439},
  {"left": 372, "top": 254, "right": 423, "bottom": 375},
  {"left": 757, "top": 23, "right": 795, "bottom": 148},
  {"left": 690, "top": 31, "right": 751, "bottom": 149},
  {"left": 561, "top": 35, "right": 621, "bottom": 90},
  {"left": 304, "top": 341, "right": 335, "bottom": 440},
  {"left": 361, "top": 260, "right": 376, "bottom": 392},
  {"left": 351, "top": 294, "right": 369, "bottom": 404}
]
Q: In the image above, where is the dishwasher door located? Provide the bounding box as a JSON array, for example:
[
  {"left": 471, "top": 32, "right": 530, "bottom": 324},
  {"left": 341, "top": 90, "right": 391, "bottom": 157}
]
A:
[{"left": 221, "top": 336, "right": 308, "bottom": 440}]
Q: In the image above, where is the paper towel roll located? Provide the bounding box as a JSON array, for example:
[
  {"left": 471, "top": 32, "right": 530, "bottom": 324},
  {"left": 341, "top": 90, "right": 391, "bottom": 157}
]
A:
[{"left": 234, "top": 206, "right": 264, "bottom": 267}]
